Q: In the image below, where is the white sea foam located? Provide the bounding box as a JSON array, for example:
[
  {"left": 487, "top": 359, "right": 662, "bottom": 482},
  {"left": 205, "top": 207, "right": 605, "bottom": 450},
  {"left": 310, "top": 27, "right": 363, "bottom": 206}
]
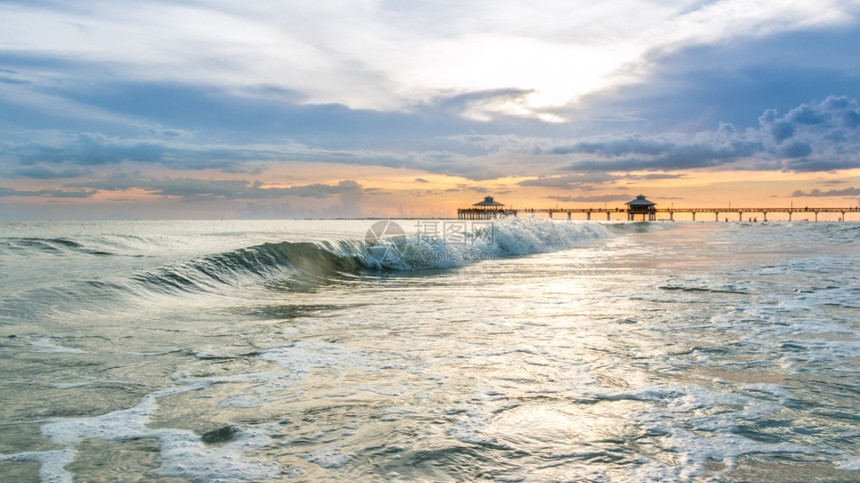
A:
[
  {"left": 259, "top": 341, "right": 381, "bottom": 386},
  {"left": 36, "top": 384, "right": 284, "bottom": 482},
  {"left": 173, "top": 342, "right": 390, "bottom": 409},
  {"left": 152, "top": 424, "right": 281, "bottom": 482},
  {"left": 362, "top": 218, "right": 621, "bottom": 270},
  {"left": 302, "top": 446, "right": 353, "bottom": 469},
  {"left": 50, "top": 381, "right": 93, "bottom": 389},
  {"left": 0, "top": 449, "right": 77, "bottom": 483},
  {"left": 31, "top": 337, "right": 86, "bottom": 354},
  {"left": 576, "top": 383, "right": 818, "bottom": 481},
  {"left": 838, "top": 454, "right": 860, "bottom": 470}
]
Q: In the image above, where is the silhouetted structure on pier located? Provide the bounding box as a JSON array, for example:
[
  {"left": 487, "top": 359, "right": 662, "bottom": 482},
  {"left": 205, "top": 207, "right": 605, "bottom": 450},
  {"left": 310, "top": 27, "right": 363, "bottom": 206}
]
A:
[
  {"left": 625, "top": 195, "right": 657, "bottom": 221},
  {"left": 459, "top": 196, "right": 517, "bottom": 219}
]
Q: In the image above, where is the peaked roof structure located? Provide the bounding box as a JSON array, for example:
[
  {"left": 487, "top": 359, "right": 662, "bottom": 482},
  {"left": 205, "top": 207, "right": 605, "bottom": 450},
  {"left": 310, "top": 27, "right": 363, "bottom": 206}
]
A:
[
  {"left": 625, "top": 194, "right": 656, "bottom": 207},
  {"left": 473, "top": 196, "right": 504, "bottom": 207}
]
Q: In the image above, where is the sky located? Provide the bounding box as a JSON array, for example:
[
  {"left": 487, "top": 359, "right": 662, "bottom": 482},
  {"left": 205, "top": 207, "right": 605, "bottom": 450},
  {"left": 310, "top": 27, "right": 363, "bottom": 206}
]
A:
[{"left": 2, "top": 0, "right": 860, "bottom": 219}]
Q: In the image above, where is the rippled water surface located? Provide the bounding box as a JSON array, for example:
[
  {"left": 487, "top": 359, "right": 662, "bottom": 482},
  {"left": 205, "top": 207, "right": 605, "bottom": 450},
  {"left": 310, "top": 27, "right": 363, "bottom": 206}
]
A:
[{"left": 1, "top": 219, "right": 858, "bottom": 482}]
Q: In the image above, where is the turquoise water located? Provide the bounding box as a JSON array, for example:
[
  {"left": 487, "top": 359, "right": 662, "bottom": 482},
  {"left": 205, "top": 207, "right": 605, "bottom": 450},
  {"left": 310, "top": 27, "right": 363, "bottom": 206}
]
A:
[{"left": 1, "top": 219, "right": 858, "bottom": 481}]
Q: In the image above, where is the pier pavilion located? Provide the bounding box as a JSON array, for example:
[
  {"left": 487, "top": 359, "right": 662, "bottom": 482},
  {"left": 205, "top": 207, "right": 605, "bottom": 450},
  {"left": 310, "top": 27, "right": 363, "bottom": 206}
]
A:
[
  {"left": 458, "top": 196, "right": 518, "bottom": 219},
  {"left": 625, "top": 195, "right": 657, "bottom": 221},
  {"left": 474, "top": 196, "right": 504, "bottom": 210}
]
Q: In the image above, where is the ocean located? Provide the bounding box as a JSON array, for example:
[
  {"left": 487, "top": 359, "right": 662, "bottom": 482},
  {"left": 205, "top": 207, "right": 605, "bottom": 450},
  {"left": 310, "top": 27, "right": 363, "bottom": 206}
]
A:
[{"left": 0, "top": 218, "right": 858, "bottom": 482}]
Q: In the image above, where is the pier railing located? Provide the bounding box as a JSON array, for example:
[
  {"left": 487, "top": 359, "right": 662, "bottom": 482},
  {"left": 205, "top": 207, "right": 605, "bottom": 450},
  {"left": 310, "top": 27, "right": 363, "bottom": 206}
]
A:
[{"left": 457, "top": 206, "right": 860, "bottom": 222}]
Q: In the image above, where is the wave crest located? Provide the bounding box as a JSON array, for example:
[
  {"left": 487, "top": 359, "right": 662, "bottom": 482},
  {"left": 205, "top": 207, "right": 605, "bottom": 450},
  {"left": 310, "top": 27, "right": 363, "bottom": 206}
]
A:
[{"left": 5, "top": 220, "right": 659, "bottom": 304}]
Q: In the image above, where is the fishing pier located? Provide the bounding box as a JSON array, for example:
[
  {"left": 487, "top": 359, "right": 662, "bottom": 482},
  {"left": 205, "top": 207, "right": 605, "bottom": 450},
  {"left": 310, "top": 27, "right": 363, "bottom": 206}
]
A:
[{"left": 458, "top": 196, "right": 860, "bottom": 222}]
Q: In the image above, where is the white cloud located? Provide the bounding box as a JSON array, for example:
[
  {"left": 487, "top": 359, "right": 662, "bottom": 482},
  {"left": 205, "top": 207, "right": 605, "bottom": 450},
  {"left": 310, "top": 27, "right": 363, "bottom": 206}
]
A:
[{"left": 2, "top": 0, "right": 854, "bottom": 115}]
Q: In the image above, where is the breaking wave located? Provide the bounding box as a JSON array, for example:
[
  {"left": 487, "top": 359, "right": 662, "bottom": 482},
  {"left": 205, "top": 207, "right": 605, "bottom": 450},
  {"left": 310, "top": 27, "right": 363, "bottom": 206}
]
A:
[
  {"left": 121, "top": 219, "right": 632, "bottom": 294},
  {"left": 1, "top": 219, "right": 661, "bottom": 308}
]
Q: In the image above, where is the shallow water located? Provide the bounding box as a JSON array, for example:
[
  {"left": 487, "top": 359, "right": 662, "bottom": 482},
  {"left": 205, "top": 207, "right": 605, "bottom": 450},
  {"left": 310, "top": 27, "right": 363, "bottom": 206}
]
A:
[{"left": 1, "top": 219, "right": 858, "bottom": 481}]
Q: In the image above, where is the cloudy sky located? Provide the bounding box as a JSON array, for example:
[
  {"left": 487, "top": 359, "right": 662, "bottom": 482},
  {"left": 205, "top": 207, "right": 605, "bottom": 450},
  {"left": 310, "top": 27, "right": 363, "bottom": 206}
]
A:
[{"left": 2, "top": 0, "right": 860, "bottom": 219}]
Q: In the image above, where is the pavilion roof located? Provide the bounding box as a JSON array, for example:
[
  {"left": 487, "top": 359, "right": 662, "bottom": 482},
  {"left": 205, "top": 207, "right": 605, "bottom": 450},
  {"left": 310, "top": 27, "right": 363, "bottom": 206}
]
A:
[
  {"left": 473, "top": 196, "right": 504, "bottom": 207},
  {"left": 625, "top": 194, "right": 656, "bottom": 207}
]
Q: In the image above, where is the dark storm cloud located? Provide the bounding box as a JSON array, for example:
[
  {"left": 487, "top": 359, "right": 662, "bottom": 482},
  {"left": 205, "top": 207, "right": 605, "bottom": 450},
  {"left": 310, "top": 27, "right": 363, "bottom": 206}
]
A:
[
  {"left": 0, "top": 186, "right": 95, "bottom": 198},
  {"left": 551, "top": 137, "right": 674, "bottom": 157},
  {"left": 63, "top": 175, "right": 362, "bottom": 201},
  {"left": 0, "top": 70, "right": 29, "bottom": 85},
  {"left": 759, "top": 110, "right": 796, "bottom": 143},
  {"left": 12, "top": 165, "right": 91, "bottom": 179},
  {"left": 781, "top": 141, "right": 812, "bottom": 159},
  {"left": 518, "top": 176, "right": 584, "bottom": 190},
  {"left": 626, "top": 173, "right": 684, "bottom": 180},
  {"left": 3, "top": 133, "right": 386, "bottom": 172},
  {"left": 1, "top": 129, "right": 512, "bottom": 182},
  {"left": 517, "top": 173, "right": 619, "bottom": 190},
  {"left": 433, "top": 87, "right": 537, "bottom": 118},
  {"left": 546, "top": 194, "right": 631, "bottom": 203},
  {"left": 571, "top": 28, "right": 860, "bottom": 137},
  {"left": 5, "top": 95, "right": 860, "bottom": 185},
  {"left": 0, "top": 69, "right": 519, "bottom": 151},
  {"left": 558, "top": 134, "right": 764, "bottom": 172},
  {"left": 11, "top": 133, "right": 169, "bottom": 167},
  {"left": 791, "top": 187, "right": 860, "bottom": 197},
  {"left": 0, "top": 82, "right": 523, "bottom": 179},
  {"left": 553, "top": 97, "right": 860, "bottom": 173}
]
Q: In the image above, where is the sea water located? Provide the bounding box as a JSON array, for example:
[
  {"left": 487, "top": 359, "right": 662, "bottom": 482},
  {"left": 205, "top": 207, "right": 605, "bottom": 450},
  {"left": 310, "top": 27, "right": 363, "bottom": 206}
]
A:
[{"left": 0, "top": 219, "right": 858, "bottom": 482}]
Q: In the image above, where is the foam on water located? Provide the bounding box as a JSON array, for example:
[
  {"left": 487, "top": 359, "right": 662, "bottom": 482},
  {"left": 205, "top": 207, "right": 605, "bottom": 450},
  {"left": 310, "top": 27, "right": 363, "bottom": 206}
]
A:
[
  {"left": 602, "top": 384, "right": 817, "bottom": 480},
  {"left": 31, "top": 337, "right": 87, "bottom": 354},
  {"left": 0, "top": 450, "right": 77, "bottom": 483},
  {"left": 31, "top": 384, "right": 284, "bottom": 482},
  {"left": 360, "top": 218, "right": 621, "bottom": 270},
  {"left": 301, "top": 446, "right": 353, "bottom": 469}
]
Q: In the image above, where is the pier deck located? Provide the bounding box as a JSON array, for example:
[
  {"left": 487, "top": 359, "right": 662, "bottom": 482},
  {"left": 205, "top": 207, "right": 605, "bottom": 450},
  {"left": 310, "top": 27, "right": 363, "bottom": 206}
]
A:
[{"left": 457, "top": 206, "right": 860, "bottom": 222}]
